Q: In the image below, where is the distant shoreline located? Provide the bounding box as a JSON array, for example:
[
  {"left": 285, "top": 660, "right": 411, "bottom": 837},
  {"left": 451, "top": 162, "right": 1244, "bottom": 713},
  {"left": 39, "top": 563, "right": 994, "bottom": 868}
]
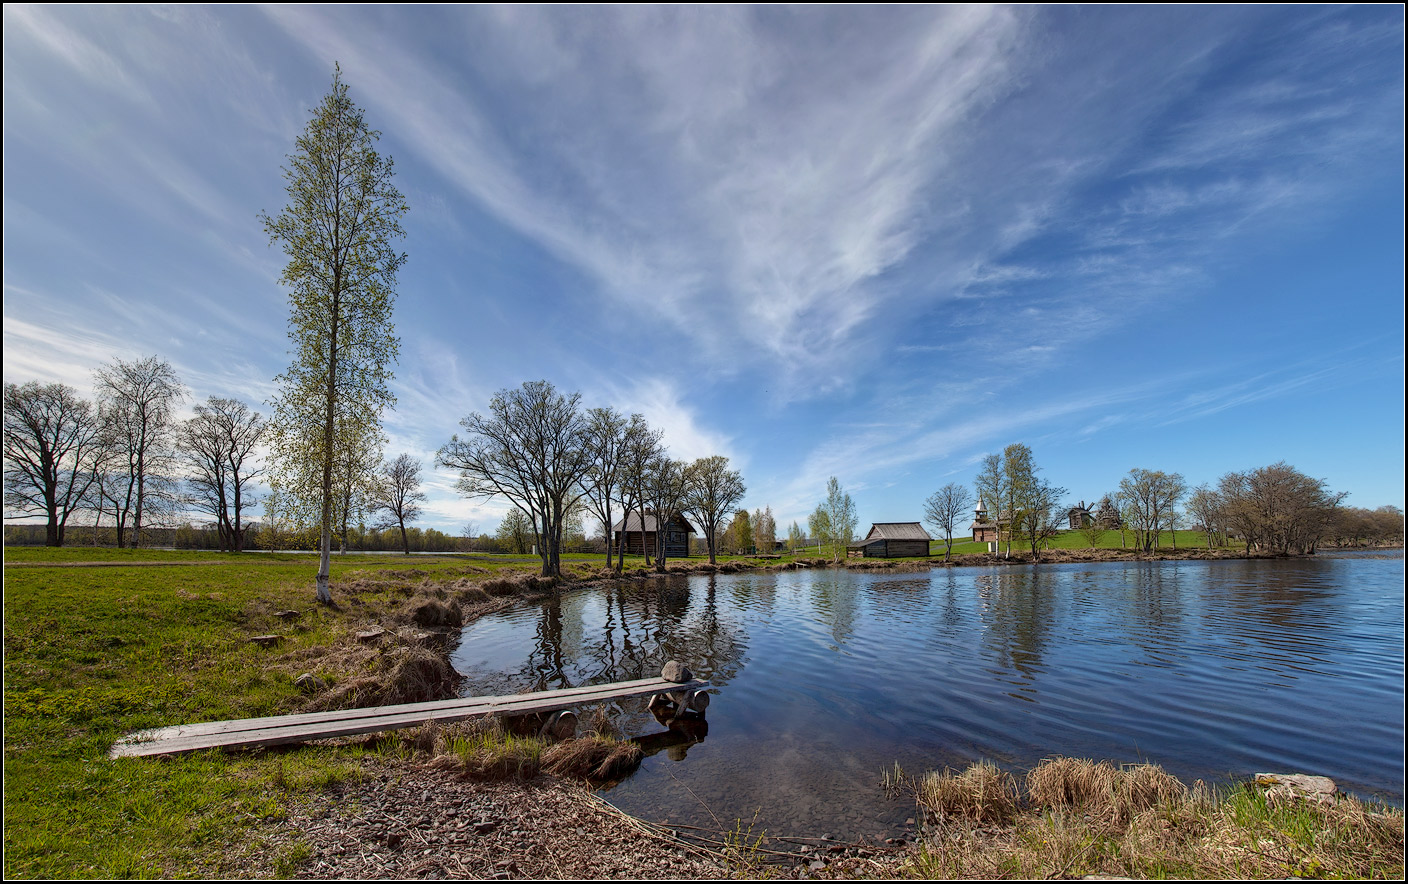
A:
[{"left": 611, "top": 544, "right": 1403, "bottom": 579}]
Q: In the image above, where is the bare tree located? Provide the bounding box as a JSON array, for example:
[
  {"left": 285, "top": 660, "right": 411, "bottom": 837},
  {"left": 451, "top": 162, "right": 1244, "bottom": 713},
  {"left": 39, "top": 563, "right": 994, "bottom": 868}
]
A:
[
  {"left": 923, "top": 482, "right": 971, "bottom": 562},
  {"left": 459, "top": 520, "right": 479, "bottom": 552},
  {"left": 1218, "top": 462, "right": 1345, "bottom": 554},
  {"left": 643, "top": 456, "right": 691, "bottom": 572},
  {"left": 580, "top": 407, "right": 631, "bottom": 570},
  {"left": 371, "top": 453, "right": 426, "bottom": 555},
  {"left": 616, "top": 419, "right": 664, "bottom": 570},
  {"left": 439, "top": 380, "right": 592, "bottom": 578},
  {"left": 1118, "top": 468, "right": 1187, "bottom": 552},
  {"left": 682, "top": 454, "right": 746, "bottom": 565},
  {"left": 177, "top": 397, "right": 265, "bottom": 552},
  {"left": 94, "top": 355, "right": 186, "bottom": 548},
  {"left": 3, "top": 382, "right": 105, "bottom": 546}
]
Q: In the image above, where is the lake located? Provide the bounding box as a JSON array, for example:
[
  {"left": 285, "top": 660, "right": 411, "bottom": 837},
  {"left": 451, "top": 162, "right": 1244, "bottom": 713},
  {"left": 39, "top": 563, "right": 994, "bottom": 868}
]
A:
[{"left": 449, "top": 552, "right": 1405, "bottom": 841}]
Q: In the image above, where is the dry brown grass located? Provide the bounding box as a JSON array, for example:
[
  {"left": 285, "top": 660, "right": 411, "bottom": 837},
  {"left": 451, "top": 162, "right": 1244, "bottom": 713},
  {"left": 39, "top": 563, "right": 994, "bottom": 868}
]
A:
[
  {"left": 403, "top": 591, "right": 462, "bottom": 628},
  {"left": 917, "top": 760, "right": 1020, "bottom": 824},
  {"left": 900, "top": 757, "right": 1405, "bottom": 880},
  {"left": 302, "top": 641, "right": 460, "bottom": 711},
  {"left": 541, "top": 736, "right": 643, "bottom": 782}
]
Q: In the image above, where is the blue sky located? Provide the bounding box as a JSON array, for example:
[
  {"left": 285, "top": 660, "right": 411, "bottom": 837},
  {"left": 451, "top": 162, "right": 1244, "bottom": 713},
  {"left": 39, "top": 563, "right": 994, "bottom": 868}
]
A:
[{"left": 4, "top": 5, "right": 1404, "bottom": 536}]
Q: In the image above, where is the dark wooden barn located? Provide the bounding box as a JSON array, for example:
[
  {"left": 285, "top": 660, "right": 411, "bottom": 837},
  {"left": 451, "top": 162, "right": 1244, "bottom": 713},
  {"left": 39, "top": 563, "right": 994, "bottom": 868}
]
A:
[
  {"left": 612, "top": 511, "right": 695, "bottom": 558},
  {"left": 849, "top": 522, "right": 933, "bottom": 558}
]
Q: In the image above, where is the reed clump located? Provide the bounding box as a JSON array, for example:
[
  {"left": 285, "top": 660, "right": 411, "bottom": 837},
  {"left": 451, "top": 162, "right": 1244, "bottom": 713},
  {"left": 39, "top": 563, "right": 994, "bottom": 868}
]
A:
[
  {"left": 900, "top": 756, "right": 1404, "bottom": 880},
  {"left": 917, "top": 760, "right": 1020, "bottom": 824},
  {"left": 410, "top": 716, "right": 643, "bottom": 785}
]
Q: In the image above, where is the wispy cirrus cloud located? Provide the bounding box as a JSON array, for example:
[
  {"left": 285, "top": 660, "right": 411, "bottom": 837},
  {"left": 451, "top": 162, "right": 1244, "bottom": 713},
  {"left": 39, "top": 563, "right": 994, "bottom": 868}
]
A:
[{"left": 260, "top": 5, "right": 1034, "bottom": 393}]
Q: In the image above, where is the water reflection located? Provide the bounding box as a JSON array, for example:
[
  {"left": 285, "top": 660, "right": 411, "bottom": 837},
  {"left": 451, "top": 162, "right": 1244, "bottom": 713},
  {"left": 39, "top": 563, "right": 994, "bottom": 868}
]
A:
[
  {"left": 452, "top": 557, "right": 1404, "bottom": 840},
  {"left": 473, "top": 577, "right": 748, "bottom": 692},
  {"left": 978, "top": 568, "right": 1057, "bottom": 680}
]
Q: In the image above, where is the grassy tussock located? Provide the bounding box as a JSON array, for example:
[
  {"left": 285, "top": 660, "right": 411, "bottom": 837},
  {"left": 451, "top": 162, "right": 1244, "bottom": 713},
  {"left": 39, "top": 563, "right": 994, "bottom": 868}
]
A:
[
  {"left": 901, "top": 757, "right": 1405, "bottom": 880},
  {"left": 404, "top": 717, "right": 642, "bottom": 784},
  {"left": 403, "top": 590, "right": 463, "bottom": 628},
  {"left": 302, "top": 642, "right": 459, "bottom": 711},
  {"left": 918, "top": 761, "right": 1020, "bottom": 824}
]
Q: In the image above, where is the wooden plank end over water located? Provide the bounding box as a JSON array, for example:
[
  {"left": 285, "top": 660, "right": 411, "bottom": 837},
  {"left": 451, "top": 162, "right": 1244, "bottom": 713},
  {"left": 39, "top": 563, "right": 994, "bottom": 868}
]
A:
[{"left": 109, "top": 663, "right": 711, "bottom": 759}]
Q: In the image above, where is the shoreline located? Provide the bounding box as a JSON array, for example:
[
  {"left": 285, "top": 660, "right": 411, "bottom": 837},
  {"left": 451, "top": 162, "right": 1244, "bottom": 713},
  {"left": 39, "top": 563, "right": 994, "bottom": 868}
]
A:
[{"left": 5, "top": 546, "right": 1401, "bottom": 878}]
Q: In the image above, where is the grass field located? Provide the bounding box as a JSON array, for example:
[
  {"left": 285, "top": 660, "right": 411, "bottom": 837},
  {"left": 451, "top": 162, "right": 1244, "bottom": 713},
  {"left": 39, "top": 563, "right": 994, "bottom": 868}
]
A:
[
  {"left": 1, "top": 547, "right": 557, "bottom": 877},
  {"left": 931, "top": 529, "right": 1215, "bottom": 557}
]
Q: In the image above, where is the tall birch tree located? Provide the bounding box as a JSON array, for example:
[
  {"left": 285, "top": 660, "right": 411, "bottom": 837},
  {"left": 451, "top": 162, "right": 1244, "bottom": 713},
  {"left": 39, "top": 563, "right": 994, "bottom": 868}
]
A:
[{"left": 261, "top": 65, "right": 407, "bottom": 603}]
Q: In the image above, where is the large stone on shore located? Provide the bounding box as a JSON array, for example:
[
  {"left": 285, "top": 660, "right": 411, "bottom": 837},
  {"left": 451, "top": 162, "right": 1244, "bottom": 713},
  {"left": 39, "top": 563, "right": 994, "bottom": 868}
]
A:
[
  {"left": 295, "top": 673, "right": 327, "bottom": 693},
  {"left": 1254, "top": 772, "right": 1337, "bottom": 805},
  {"left": 661, "top": 661, "right": 692, "bottom": 683}
]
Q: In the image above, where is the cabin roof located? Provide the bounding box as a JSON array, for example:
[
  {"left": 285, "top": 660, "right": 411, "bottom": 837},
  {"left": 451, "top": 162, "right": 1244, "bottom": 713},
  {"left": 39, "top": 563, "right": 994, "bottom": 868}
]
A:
[
  {"left": 863, "top": 522, "right": 932, "bottom": 541},
  {"left": 610, "top": 512, "right": 696, "bottom": 534}
]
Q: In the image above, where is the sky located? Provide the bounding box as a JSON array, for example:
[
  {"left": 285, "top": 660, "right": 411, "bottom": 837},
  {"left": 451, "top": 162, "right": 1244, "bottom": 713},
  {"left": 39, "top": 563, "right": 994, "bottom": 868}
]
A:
[{"left": 3, "top": 5, "right": 1404, "bottom": 538}]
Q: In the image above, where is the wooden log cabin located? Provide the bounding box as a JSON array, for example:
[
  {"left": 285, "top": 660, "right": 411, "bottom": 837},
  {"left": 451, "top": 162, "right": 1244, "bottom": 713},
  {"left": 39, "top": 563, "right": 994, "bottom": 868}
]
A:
[
  {"left": 612, "top": 511, "right": 695, "bottom": 558},
  {"left": 849, "top": 522, "right": 933, "bottom": 558}
]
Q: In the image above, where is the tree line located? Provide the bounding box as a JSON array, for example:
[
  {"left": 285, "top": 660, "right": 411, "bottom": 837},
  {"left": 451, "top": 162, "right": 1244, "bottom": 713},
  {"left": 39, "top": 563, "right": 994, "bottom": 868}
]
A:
[
  {"left": 2, "top": 359, "right": 432, "bottom": 556},
  {"left": 913, "top": 443, "right": 1389, "bottom": 562},
  {"left": 437, "top": 379, "right": 751, "bottom": 578}
]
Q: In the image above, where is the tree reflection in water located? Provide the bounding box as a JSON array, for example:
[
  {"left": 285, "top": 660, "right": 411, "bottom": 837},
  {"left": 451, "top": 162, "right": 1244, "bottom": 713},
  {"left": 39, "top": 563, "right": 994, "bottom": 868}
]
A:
[{"left": 509, "top": 576, "right": 747, "bottom": 692}]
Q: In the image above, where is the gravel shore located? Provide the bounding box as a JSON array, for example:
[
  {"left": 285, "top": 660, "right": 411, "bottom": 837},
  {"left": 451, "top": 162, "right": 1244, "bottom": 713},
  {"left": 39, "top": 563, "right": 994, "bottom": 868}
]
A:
[{"left": 227, "top": 758, "right": 919, "bottom": 880}]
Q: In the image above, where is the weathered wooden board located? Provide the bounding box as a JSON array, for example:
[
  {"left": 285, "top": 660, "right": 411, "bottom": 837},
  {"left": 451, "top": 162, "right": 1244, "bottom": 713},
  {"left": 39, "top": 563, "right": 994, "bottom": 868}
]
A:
[{"left": 110, "top": 676, "right": 707, "bottom": 758}]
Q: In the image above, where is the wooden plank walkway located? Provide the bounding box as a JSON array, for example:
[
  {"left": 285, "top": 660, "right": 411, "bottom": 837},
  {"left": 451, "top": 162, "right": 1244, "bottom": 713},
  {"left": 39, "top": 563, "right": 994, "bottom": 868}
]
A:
[{"left": 110, "top": 674, "right": 708, "bottom": 758}]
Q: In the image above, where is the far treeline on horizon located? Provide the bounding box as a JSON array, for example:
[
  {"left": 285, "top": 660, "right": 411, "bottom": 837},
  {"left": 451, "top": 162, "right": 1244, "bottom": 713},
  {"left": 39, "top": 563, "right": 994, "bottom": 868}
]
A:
[{"left": 3, "top": 8, "right": 1403, "bottom": 590}]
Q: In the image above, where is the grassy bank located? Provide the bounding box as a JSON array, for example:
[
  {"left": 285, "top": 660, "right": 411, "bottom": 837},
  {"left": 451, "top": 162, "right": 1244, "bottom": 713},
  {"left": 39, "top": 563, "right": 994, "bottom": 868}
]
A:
[
  {"left": 2, "top": 546, "right": 590, "bottom": 878},
  {"left": 889, "top": 758, "right": 1403, "bottom": 879}
]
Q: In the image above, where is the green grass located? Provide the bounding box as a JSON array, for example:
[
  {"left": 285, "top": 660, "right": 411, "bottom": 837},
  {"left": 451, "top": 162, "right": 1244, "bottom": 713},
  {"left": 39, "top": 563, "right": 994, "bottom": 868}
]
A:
[
  {"left": 1, "top": 546, "right": 556, "bottom": 878},
  {"left": 933, "top": 529, "right": 1219, "bottom": 557}
]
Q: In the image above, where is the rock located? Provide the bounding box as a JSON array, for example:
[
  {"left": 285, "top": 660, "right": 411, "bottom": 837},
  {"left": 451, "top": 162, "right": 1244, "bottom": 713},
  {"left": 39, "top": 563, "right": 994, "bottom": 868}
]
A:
[
  {"left": 249, "top": 635, "right": 282, "bottom": 648},
  {"left": 356, "top": 627, "right": 387, "bottom": 644},
  {"left": 294, "top": 673, "right": 327, "bottom": 693},
  {"left": 473, "top": 820, "right": 498, "bottom": 835},
  {"left": 1254, "top": 772, "right": 1337, "bottom": 804},
  {"left": 274, "top": 610, "right": 302, "bottom": 621},
  {"left": 809, "top": 860, "right": 827, "bottom": 872},
  {"left": 661, "top": 660, "right": 692, "bottom": 683}
]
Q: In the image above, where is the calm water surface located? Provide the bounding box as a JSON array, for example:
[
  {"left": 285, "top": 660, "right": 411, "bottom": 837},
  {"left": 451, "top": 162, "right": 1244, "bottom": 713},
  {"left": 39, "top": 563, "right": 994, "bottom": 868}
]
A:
[{"left": 450, "top": 553, "right": 1404, "bottom": 841}]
